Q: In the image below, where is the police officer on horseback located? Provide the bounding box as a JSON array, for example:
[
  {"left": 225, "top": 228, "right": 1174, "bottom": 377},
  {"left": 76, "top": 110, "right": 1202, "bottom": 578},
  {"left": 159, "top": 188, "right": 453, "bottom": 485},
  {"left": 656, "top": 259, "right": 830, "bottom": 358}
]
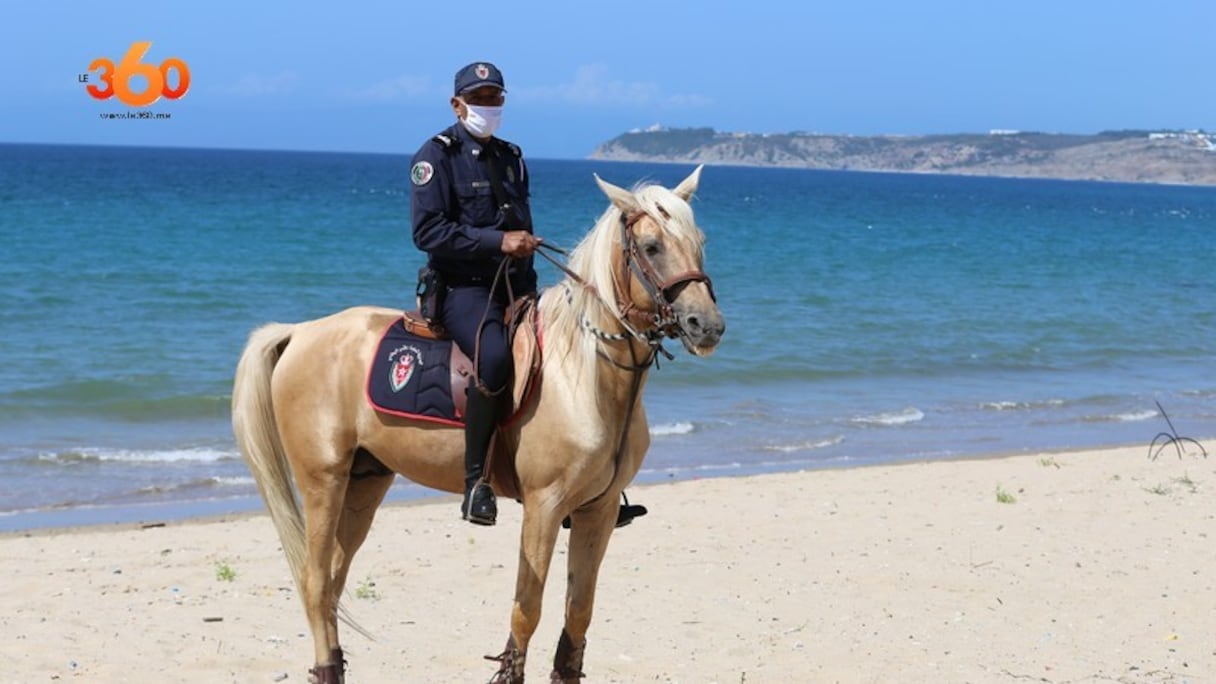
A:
[{"left": 409, "top": 61, "right": 541, "bottom": 525}]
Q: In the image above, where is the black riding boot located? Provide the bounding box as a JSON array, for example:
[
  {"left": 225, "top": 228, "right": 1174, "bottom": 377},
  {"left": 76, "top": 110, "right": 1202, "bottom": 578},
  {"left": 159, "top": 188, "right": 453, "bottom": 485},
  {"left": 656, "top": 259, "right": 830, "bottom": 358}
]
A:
[{"left": 461, "top": 388, "right": 499, "bottom": 525}]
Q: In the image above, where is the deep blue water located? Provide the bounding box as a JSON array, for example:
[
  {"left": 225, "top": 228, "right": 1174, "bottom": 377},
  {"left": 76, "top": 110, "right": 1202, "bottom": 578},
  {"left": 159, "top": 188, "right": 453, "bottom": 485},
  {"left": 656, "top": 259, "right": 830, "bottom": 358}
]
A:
[{"left": 2, "top": 143, "right": 1214, "bottom": 529}]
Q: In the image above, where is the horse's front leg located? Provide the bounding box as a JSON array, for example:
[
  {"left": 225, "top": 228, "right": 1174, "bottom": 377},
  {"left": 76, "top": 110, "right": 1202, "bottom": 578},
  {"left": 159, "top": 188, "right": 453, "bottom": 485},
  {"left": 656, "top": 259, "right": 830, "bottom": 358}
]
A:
[
  {"left": 490, "top": 493, "right": 564, "bottom": 684},
  {"left": 552, "top": 494, "right": 618, "bottom": 683}
]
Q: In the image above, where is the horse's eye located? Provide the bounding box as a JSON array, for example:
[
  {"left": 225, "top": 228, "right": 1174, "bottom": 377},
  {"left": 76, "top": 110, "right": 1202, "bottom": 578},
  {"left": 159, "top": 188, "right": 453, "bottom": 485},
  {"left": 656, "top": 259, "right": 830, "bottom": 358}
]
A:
[{"left": 643, "top": 241, "right": 661, "bottom": 257}]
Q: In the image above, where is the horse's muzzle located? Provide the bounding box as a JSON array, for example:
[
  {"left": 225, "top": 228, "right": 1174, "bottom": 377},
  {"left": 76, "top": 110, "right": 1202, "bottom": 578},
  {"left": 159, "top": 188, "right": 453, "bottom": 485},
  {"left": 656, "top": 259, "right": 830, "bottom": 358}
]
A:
[{"left": 677, "top": 306, "right": 725, "bottom": 356}]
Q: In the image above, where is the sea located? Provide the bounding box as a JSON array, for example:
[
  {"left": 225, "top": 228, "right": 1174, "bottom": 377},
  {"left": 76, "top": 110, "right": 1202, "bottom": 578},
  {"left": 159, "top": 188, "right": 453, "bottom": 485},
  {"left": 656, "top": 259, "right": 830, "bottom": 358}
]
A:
[{"left": 2, "top": 142, "right": 1214, "bottom": 531}]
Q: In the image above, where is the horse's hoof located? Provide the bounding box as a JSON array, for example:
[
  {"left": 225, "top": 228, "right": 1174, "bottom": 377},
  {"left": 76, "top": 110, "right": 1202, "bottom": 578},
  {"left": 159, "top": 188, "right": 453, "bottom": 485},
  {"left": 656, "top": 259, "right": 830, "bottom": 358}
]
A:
[
  {"left": 307, "top": 663, "right": 343, "bottom": 684},
  {"left": 485, "top": 635, "right": 525, "bottom": 684},
  {"left": 550, "top": 629, "right": 586, "bottom": 682},
  {"left": 307, "top": 648, "right": 345, "bottom": 684}
]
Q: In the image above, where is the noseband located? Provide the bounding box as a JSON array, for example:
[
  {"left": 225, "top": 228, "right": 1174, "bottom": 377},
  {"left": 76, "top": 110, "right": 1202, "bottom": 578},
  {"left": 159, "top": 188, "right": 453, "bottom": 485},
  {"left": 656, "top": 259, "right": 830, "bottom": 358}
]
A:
[{"left": 617, "top": 210, "right": 715, "bottom": 338}]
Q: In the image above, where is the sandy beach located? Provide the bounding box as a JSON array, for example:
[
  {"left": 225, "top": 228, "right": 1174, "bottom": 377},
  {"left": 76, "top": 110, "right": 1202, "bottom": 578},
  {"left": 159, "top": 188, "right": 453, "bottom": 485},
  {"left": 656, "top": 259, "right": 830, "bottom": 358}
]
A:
[{"left": 2, "top": 442, "right": 1213, "bottom": 683}]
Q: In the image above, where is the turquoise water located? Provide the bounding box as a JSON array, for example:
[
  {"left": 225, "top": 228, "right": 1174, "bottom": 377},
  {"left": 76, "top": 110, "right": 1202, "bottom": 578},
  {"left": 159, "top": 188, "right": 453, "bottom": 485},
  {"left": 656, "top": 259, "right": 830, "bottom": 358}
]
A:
[{"left": 2, "top": 143, "right": 1214, "bottom": 529}]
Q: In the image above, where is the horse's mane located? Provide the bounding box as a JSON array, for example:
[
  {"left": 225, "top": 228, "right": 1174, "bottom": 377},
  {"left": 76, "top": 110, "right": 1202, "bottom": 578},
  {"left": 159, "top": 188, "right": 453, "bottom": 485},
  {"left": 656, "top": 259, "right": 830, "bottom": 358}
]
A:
[{"left": 540, "top": 181, "right": 705, "bottom": 408}]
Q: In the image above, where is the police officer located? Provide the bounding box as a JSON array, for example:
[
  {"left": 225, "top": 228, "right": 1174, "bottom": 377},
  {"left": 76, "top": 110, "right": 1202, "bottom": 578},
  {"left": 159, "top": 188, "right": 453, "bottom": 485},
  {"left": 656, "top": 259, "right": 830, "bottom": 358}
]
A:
[{"left": 409, "top": 62, "right": 541, "bottom": 525}]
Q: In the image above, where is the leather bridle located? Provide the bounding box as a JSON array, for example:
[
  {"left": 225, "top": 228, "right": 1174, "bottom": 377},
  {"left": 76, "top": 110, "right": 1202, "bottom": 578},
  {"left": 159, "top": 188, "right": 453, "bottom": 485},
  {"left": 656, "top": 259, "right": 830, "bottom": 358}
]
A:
[
  {"left": 536, "top": 208, "right": 715, "bottom": 351},
  {"left": 616, "top": 210, "right": 716, "bottom": 340}
]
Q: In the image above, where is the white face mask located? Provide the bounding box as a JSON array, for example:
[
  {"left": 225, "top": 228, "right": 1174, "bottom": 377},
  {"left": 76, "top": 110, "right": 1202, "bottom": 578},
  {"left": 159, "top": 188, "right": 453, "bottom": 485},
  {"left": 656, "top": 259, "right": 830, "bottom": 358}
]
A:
[{"left": 461, "top": 103, "right": 503, "bottom": 139}]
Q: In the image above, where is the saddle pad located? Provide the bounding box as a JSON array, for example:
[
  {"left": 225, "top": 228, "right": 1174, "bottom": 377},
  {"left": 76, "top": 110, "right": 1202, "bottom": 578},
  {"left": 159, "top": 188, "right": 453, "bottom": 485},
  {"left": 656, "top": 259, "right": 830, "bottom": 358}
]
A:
[{"left": 366, "top": 319, "right": 464, "bottom": 426}]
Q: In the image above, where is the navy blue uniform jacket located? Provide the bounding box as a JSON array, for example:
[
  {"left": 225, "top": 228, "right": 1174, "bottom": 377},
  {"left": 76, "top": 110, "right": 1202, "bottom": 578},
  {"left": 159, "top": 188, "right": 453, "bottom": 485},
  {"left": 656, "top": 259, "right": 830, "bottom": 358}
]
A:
[{"left": 409, "top": 123, "right": 537, "bottom": 293}]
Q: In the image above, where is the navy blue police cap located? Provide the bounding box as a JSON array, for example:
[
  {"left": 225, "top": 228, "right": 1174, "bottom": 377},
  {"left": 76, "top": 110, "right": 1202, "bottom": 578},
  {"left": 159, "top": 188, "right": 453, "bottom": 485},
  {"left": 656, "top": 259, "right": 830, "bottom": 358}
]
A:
[{"left": 454, "top": 62, "right": 505, "bottom": 95}]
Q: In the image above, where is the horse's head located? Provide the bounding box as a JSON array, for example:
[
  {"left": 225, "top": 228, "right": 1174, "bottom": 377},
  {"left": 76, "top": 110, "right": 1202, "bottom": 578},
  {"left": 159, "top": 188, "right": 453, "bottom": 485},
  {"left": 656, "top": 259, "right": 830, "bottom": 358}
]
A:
[{"left": 593, "top": 166, "right": 725, "bottom": 356}]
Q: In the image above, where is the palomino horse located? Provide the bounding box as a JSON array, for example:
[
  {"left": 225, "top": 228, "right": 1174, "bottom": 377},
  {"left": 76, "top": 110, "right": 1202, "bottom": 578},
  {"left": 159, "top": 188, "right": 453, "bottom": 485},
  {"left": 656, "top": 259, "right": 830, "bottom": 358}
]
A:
[{"left": 231, "top": 166, "right": 724, "bottom": 682}]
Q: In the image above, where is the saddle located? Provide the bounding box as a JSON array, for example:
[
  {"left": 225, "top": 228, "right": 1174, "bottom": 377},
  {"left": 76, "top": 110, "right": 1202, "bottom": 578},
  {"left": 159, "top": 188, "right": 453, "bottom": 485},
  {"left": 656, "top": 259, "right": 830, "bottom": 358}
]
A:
[{"left": 366, "top": 298, "right": 541, "bottom": 500}]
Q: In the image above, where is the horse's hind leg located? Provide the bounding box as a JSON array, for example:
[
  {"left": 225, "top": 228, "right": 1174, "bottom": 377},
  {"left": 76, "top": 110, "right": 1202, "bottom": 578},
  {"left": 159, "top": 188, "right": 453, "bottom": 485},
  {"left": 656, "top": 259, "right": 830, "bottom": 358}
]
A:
[
  {"left": 330, "top": 471, "right": 394, "bottom": 636},
  {"left": 553, "top": 497, "right": 618, "bottom": 682},
  {"left": 332, "top": 471, "right": 394, "bottom": 599},
  {"left": 280, "top": 433, "right": 351, "bottom": 680}
]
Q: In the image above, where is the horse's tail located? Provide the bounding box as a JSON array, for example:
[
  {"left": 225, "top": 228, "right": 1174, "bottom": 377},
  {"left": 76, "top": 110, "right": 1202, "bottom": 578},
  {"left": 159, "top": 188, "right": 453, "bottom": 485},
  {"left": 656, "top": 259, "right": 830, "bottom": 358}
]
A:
[{"left": 231, "top": 323, "right": 308, "bottom": 594}]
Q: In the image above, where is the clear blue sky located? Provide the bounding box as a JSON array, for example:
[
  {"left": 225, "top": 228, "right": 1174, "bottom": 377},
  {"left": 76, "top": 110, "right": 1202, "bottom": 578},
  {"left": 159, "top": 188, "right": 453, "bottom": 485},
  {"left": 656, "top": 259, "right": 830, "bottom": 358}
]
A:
[{"left": 3, "top": 1, "right": 1212, "bottom": 159}]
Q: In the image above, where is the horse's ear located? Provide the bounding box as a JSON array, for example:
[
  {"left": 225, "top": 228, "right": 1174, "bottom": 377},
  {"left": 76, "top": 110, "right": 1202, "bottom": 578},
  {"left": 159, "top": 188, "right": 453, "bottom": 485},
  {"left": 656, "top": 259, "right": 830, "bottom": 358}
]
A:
[
  {"left": 672, "top": 164, "right": 703, "bottom": 201},
  {"left": 594, "top": 174, "right": 642, "bottom": 215}
]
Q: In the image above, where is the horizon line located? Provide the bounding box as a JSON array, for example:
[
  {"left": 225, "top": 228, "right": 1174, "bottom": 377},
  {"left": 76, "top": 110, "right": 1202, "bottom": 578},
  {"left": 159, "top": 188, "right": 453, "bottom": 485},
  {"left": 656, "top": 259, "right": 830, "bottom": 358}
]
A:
[{"left": 0, "top": 139, "right": 591, "bottom": 161}]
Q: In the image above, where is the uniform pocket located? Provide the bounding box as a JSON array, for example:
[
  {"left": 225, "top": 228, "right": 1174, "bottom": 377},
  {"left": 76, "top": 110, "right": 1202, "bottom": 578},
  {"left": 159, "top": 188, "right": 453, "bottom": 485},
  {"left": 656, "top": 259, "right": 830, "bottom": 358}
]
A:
[{"left": 455, "top": 183, "right": 498, "bottom": 226}]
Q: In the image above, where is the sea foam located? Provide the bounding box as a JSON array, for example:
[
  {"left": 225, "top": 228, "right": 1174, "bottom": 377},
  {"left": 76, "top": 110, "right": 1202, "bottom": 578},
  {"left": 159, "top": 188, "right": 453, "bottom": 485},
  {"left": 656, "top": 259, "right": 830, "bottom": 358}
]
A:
[
  {"left": 650, "top": 421, "right": 695, "bottom": 437},
  {"left": 35, "top": 446, "right": 236, "bottom": 464},
  {"left": 850, "top": 407, "right": 925, "bottom": 427}
]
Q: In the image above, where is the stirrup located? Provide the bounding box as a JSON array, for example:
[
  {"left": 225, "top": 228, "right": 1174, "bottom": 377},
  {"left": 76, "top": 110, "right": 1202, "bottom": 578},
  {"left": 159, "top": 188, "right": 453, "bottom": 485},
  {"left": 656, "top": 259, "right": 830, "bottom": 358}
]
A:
[
  {"left": 560, "top": 494, "right": 647, "bottom": 529},
  {"left": 462, "top": 481, "right": 497, "bottom": 526},
  {"left": 615, "top": 503, "right": 647, "bottom": 528}
]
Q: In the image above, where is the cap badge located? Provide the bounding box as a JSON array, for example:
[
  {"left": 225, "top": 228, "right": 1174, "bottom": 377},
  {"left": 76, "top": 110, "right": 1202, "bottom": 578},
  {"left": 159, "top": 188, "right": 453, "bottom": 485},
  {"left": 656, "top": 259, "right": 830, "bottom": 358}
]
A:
[{"left": 475, "top": 64, "right": 490, "bottom": 79}]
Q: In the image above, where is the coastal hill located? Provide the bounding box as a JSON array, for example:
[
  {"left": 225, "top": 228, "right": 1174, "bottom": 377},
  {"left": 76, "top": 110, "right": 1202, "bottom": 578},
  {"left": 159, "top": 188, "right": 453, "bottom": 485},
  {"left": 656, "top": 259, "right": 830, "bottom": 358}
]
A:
[{"left": 589, "top": 127, "right": 1216, "bottom": 185}]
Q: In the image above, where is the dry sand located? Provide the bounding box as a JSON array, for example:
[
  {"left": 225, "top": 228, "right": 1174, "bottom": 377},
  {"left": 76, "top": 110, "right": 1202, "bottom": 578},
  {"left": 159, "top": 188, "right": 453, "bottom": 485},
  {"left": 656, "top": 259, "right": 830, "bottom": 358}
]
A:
[{"left": 1, "top": 442, "right": 1213, "bottom": 683}]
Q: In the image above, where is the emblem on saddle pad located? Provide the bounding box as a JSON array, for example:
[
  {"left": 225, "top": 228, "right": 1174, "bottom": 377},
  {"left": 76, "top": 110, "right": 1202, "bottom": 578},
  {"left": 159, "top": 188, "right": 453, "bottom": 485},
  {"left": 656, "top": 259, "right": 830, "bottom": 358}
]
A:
[{"left": 388, "top": 344, "right": 424, "bottom": 392}]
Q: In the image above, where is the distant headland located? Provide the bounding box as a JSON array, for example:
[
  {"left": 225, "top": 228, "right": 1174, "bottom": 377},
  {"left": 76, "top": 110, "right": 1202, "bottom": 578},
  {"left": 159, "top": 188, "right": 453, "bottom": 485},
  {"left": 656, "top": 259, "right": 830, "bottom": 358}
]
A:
[{"left": 589, "top": 126, "right": 1216, "bottom": 186}]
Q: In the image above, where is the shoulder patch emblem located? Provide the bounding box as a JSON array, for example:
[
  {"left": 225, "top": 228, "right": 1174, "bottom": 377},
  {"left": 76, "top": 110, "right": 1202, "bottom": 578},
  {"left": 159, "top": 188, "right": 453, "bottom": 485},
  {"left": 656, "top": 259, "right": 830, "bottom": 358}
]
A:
[{"left": 411, "top": 161, "right": 434, "bottom": 186}]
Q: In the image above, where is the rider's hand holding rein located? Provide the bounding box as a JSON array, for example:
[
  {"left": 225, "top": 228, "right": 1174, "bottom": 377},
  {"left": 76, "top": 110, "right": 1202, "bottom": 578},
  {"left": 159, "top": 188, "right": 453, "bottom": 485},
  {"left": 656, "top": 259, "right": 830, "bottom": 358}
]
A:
[{"left": 501, "top": 231, "right": 542, "bottom": 258}]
